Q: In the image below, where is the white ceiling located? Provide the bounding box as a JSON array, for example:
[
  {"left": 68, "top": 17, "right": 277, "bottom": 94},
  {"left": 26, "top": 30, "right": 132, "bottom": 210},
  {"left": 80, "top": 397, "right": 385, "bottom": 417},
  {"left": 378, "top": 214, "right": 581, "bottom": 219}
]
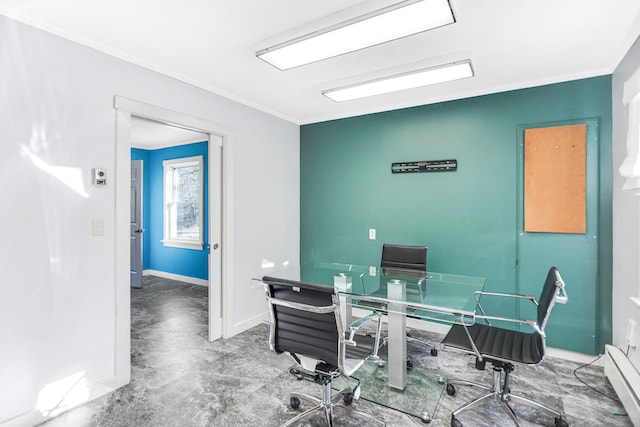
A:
[
  {"left": 2, "top": 0, "right": 640, "bottom": 127},
  {"left": 130, "top": 117, "right": 207, "bottom": 149}
]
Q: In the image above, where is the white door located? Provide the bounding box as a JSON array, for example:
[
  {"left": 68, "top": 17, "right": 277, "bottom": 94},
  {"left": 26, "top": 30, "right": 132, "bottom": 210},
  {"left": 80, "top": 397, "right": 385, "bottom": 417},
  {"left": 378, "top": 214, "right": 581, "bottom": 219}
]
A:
[
  {"left": 208, "top": 134, "right": 223, "bottom": 341},
  {"left": 130, "top": 160, "right": 143, "bottom": 288}
]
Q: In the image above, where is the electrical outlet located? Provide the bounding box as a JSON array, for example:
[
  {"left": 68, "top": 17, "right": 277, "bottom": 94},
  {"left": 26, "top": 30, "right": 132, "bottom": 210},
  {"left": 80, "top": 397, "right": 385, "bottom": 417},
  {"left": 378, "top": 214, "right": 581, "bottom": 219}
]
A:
[{"left": 369, "top": 228, "right": 376, "bottom": 240}]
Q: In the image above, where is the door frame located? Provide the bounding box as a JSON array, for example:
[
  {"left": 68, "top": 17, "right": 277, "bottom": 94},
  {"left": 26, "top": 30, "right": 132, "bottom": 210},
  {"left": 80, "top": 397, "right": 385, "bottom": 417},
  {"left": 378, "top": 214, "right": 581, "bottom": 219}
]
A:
[{"left": 113, "top": 96, "right": 235, "bottom": 386}]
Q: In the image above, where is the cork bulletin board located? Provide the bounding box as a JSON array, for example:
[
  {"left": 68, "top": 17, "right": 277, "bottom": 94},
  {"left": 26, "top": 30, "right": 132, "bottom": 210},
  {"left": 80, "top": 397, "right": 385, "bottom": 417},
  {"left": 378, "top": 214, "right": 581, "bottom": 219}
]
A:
[{"left": 523, "top": 124, "right": 587, "bottom": 234}]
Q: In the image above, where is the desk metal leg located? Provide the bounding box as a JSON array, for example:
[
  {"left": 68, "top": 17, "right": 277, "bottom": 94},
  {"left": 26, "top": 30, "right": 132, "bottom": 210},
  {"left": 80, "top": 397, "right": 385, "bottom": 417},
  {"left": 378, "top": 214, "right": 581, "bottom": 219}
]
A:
[
  {"left": 387, "top": 302, "right": 407, "bottom": 390},
  {"left": 339, "top": 294, "right": 352, "bottom": 332}
]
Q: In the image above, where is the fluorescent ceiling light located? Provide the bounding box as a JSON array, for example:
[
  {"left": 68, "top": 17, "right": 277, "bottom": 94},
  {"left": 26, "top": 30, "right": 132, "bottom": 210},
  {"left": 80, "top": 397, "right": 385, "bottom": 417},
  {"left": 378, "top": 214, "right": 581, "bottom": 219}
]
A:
[
  {"left": 322, "top": 60, "right": 473, "bottom": 102},
  {"left": 256, "top": 0, "right": 455, "bottom": 70}
]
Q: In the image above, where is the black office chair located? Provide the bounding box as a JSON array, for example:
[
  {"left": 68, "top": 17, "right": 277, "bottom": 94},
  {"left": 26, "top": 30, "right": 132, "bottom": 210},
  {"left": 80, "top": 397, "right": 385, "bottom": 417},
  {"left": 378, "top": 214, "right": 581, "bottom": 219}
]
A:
[
  {"left": 380, "top": 243, "right": 427, "bottom": 273},
  {"left": 376, "top": 244, "right": 439, "bottom": 358},
  {"left": 263, "top": 275, "right": 386, "bottom": 427},
  {"left": 441, "top": 266, "right": 569, "bottom": 427}
]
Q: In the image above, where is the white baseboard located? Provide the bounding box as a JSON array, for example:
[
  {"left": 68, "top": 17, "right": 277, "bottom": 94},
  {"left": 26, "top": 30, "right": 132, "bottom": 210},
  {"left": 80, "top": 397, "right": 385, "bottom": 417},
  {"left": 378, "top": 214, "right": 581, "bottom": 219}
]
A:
[
  {"left": 0, "top": 375, "right": 123, "bottom": 427},
  {"left": 143, "top": 269, "right": 208, "bottom": 287},
  {"left": 226, "top": 311, "right": 270, "bottom": 338},
  {"left": 352, "top": 308, "right": 603, "bottom": 365},
  {"left": 546, "top": 346, "right": 604, "bottom": 366}
]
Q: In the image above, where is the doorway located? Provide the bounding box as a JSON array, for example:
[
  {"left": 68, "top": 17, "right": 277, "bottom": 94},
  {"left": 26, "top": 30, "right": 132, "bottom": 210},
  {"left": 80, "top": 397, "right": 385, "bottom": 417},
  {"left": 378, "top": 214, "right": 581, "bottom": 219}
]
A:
[
  {"left": 114, "top": 96, "right": 234, "bottom": 388},
  {"left": 129, "top": 116, "right": 209, "bottom": 288}
]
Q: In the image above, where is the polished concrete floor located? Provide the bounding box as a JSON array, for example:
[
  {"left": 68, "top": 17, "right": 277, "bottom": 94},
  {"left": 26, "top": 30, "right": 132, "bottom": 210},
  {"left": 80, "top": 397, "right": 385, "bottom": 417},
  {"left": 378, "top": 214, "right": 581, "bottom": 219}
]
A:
[{"left": 41, "top": 276, "right": 631, "bottom": 427}]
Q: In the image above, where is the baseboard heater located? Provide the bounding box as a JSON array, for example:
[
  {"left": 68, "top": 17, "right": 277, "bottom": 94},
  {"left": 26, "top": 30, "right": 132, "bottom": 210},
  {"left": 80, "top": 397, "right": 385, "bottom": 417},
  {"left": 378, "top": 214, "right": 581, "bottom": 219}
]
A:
[{"left": 604, "top": 344, "right": 640, "bottom": 425}]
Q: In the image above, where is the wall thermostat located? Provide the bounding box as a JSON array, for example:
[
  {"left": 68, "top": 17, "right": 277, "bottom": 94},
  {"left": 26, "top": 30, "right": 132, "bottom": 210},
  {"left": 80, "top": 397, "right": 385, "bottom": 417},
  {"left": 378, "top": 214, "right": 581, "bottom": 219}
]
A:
[{"left": 93, "top": 168, "right": 107, "bottom": 186}]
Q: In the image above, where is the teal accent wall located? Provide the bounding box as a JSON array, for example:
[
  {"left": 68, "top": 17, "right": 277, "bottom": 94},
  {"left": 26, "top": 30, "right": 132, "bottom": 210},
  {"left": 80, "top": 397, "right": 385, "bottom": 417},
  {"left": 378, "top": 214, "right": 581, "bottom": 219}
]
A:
[
  {"left": 300, "top": 76, "right": 612, "bottom": 354},
  {"left": 131, "top": 142, "right": 209, "bottom": 280}
]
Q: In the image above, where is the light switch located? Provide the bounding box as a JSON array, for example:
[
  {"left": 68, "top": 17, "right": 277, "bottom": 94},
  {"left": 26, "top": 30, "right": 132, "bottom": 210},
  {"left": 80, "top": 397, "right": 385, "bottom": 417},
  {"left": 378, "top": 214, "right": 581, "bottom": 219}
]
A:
[
  {"left": 369, "top": 228, "right": 376, "bottom": 240},
  {"left": 92, "top": 219, "right": 104, "bottom": 236}
]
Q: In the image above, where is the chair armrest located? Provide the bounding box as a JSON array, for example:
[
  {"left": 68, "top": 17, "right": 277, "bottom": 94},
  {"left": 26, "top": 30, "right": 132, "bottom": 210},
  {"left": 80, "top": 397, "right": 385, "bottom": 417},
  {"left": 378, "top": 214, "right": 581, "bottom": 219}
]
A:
[
  {"left": 555, "top": 286, "right": 568, "bottom": 304},
  {"left": 477, "top": 315, "right": 545, "bottom": 337},
  {"left": 474, "top": 291, "right": 538, "bottom": 322},
  {"left": 475, "top": 291, "right": 537, "bottom": 303},
  {"left": 346, "top": 312, "right": 381, "bottom": 347}
]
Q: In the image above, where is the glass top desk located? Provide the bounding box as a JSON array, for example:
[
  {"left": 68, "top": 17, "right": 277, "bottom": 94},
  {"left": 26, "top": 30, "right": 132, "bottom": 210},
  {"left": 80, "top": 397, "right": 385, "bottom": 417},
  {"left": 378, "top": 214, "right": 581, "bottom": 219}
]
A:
[{"left": 261, "top": 262, "right": 487, "bottom": 390}]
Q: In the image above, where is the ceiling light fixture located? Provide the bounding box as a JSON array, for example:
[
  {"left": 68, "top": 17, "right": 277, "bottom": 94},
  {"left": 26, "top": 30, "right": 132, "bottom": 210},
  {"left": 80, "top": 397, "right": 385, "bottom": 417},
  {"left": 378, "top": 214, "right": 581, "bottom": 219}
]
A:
[
  {"left": 256, "top": 0, "right": 455, "bottom": 70},
  {"left": 322, "top": 60, "right": 473, "bottom": 102}
]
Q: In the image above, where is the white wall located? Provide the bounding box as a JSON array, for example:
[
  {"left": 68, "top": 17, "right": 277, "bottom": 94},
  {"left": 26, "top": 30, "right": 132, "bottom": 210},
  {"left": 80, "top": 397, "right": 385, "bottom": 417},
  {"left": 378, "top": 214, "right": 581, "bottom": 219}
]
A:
[
  {"left": 612, "top": 34, "right": 640, "bottom": 367},
  {"left": 0, "top": 16, "right": 299, "bottom": 425}
]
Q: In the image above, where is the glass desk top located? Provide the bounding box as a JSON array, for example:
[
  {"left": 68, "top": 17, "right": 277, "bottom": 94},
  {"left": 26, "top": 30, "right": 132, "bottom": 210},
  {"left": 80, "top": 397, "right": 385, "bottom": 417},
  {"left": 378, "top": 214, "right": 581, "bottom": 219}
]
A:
[
  {"left": 260, "top": 262, "right": 487, "bottom": 422},
  {"left": 263, "top": 262, "right": 487, "bottom": 324}
]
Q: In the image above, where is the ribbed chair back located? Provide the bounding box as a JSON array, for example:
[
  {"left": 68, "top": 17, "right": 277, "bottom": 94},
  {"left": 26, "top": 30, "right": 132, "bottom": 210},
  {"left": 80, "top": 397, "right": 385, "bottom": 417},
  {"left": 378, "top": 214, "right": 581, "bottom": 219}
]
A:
[
  {"left": 380, "top": 244, "right": 427, "bottom": 272},
  {"left": 264, "top": 278, "right": 341, "bottom": 368}
]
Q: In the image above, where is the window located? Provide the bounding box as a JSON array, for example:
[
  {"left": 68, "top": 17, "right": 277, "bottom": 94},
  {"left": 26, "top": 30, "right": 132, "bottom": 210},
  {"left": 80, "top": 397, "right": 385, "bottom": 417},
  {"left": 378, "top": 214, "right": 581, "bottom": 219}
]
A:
[
  {"left": 621, "top": 64, "right": 640, "bottom": 193},
  {"left": 163, "top": 156, "right": 204, "bottom": 250}
]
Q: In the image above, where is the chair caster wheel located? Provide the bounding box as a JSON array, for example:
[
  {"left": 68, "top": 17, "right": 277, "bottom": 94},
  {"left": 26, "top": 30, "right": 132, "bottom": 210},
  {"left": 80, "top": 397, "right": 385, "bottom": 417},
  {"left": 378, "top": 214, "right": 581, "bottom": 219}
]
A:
[
  {"left": 555, "top": 417, "right": 569, "bottom": 427},
  {"left": 343, "top": 392, "right": 354, "bottom": 406},
  {"left": 290, "top": 396, "right": 300, "bottom": 409},
  {"left": 407, "top": 360, "right": 413, "bottom": 370},
  {"left": 421, "top": 412, "right": 432, "bottom": 423},
  {"left": 289, "top": 367, "right": 303, "bottom": 380},
  {"left": 431, "top": 348, "right": 438, "bottom": 356},
  {"left": 446, "top": 383, "right": 456, "bottom": 396},
  {"left": 451, "top": 414, "right": 463, "bottom": 427}
]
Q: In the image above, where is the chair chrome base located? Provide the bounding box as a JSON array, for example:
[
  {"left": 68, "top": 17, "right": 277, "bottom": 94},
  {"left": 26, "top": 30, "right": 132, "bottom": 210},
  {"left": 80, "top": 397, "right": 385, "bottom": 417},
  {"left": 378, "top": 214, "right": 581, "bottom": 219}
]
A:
[
  {"left": 448, "top": 362, "right": 568, "bottom": 427},
  {"left": 406, "top": 333, "right": 439, "bottom": 357},
  {"left": 283, "top": 376, "right": 385, "bottom": 427}
]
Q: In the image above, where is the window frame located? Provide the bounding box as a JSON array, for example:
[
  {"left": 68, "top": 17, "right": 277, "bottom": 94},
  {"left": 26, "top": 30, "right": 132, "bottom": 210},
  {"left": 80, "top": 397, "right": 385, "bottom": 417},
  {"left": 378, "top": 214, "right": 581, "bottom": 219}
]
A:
[{"left": 162, "top": 155, "right": 204, "bottom": 250}]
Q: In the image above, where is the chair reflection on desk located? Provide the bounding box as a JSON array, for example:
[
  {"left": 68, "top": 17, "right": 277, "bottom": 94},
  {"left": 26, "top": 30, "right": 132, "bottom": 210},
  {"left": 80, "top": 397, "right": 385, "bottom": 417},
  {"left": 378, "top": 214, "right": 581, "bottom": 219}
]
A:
[
  {"left": 263, "top": 275, "right": 386, "bottom": 427},
  {"left": 365, "top": 243, "right": 439, "bottom": 359},
  {"left": 442, "top": 266, "right": 569, "bottom": 427}
]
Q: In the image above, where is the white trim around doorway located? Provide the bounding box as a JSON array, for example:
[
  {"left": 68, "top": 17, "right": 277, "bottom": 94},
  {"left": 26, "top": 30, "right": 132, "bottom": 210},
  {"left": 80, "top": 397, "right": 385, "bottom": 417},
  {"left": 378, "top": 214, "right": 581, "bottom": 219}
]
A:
[{"left": 112, "top": 95, "right": 235, "bottom": 390}]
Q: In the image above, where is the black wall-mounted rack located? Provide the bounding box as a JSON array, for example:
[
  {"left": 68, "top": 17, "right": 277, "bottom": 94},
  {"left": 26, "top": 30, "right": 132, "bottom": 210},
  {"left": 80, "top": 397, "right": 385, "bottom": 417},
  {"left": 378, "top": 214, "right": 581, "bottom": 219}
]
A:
[{"left": 391, "top": 159, "right": 457, "bottom": 174}]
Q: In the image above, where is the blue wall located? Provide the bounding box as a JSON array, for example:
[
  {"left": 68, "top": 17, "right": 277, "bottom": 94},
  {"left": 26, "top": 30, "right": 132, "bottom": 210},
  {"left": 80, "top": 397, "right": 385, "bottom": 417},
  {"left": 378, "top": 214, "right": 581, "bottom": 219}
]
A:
[
  {"left": 131, "top": 142, "right": 209, "bottom": 280},
  {"left": 300, "top": 76, "right": 612, "bottom": 354}
]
